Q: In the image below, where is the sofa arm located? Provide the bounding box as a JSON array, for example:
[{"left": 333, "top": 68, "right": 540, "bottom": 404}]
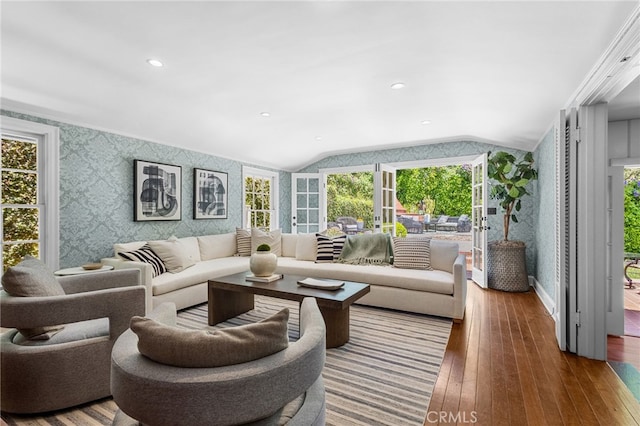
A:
[
  {"left": 58, "top": 269, "right": 140, "bottom": 294},
  {"left": 452, "top": 253, "right": 467, "bottom": 321},
  {"left": 102, "top": 257, "right": 154, "bottom": 314}
]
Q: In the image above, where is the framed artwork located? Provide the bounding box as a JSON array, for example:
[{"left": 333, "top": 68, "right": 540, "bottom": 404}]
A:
[
  {"left": 194, "top": 168, "right": 228, "bottom": 219},
  {"left": 134, "top": 160, "right": 182, "bottom": 221}
]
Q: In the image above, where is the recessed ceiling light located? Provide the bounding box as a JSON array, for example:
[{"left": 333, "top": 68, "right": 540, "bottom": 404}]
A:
[
  {"left": 390, "top": 82, "right": 406, "bottom": 90},
  {"left": 146, "top": 59, "right": 163, "bottom": 67},
  {"left": 421, "top": 120, "right": 432, "bottom": 125},
  {"left": 260, "top": 112, "right": 271, "bottom": 117},
  {"left": 315, "top": 136, "right": 323, "bottom": 141}
]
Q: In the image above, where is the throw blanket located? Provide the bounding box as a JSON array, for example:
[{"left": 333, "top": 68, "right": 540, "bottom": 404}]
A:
[{"left": 337, "top": 233, "right": 393, "bottom": 265}]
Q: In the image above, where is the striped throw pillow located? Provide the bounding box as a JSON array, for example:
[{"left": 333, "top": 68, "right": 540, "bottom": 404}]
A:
[
  {"left": 315, "top": 233, "right": 347, "bottom": 263},
  {"left": 236, "top": 228, "right": 252, "bottom": 256},
  {"left": 392, "top": 237, "right": 433, "bottom": 270},
  {"left": 120, "top": 244, "right": 167, "bottom": 277}
]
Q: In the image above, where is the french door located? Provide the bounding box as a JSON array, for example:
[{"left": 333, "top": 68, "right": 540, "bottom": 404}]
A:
[
  {"left": 291, "top": 173, "right": 325, "bottom": 234},
  {"left": 471, "top": 154, "right": 488, "bottom": 287},
  {"left": 374, "top": 163, "right": 396, "bottom": 235}
]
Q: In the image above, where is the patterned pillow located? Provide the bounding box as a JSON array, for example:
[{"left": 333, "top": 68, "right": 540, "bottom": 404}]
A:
[
  {"left": 315, "top": 233, "right": 347, "bottom": 263},
  {"left": 392, "top": 237, "right": 433, "bottom": 270},
  {"left": 236, "top": 228, "right": 252, "bottom": 256},
  {"left": 120, "top": 244, "right": 167, "bottom": 277}
]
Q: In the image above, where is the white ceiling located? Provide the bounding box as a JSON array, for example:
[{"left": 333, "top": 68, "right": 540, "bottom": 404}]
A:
[{"left": 1, "top": 1, "right": 638, "bottom": 171}]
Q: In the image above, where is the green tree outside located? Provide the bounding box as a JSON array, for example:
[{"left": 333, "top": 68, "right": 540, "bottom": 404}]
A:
[{"left": 625, "top": 168, "right": 640, "bottom": 253}]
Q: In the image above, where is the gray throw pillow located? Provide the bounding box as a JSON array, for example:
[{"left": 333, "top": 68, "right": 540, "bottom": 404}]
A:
[
  {"left": 131, "top": 308, "right": 289, "bottom": 367},
  {"left": 1, "top": 255, "right": 65, "bottom": 340}
]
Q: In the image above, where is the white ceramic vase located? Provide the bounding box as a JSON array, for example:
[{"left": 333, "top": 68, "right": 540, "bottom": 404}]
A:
[{"left": 249, "top": 252, "right": 277, "bottom": 277}]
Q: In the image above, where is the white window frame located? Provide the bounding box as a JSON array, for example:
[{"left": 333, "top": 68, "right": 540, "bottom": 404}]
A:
[
  {"left": 241, "top": 166, "right": 279, "bottom": 230},
  {"left": 1, "top": 117, "right": 60, "bottom": 271}
]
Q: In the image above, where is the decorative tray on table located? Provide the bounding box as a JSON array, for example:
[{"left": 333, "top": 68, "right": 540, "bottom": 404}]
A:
[{"left": 297, "top": 278, "right": 345, "bottom": 290}]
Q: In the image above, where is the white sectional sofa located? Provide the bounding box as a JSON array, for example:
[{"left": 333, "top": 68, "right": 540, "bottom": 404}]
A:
[{"left": 102, "top": 232, "right": 467, "bottom": 321}]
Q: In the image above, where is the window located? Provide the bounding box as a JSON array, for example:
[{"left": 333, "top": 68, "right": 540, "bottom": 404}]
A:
[
  {"left": 1, "top": 117, "right": 59, "bottom": 272},
  {"left": 242, "top": 166, "right": 279, "bottom": 230}
]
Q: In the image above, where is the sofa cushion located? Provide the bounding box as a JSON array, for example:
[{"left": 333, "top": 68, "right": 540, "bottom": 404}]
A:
[
  {"left": 295, "top": 234, "right": 318, "bottom": 261},
  {"left": 147, "top": 237, "right": 196, "bottom": 273},
  {"left": 114, "top": 241, "right": 146, "bottom": 259},
  {"left": 119, "top": 244, "right": 167, "bottom": 277},
  {"left": 392, "top": 237, "right": 433, "bottom": 271},
  {"left": 130, "top": 308, "right": 289, "bottom": 367},
  {"left": 198, "top": 233, "right": 237, "bottom": 261},
  {"left": 315, "top": 234, "right": 346, "bottom": 263},
  {"left": 1, "top": 255, "right": 65, "bottom": 340},
  {"left": 251, "top": 228, "right": 282, "bottom": 256},
  {"left": 236, "top": 228, "right": 251, "bottom": 256},
  {"left": 429, "top": 240, "right": 459, "bottom": 272}
]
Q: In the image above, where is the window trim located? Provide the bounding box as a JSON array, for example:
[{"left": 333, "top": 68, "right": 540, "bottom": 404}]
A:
[
  {"left": 1, "top": 116, "right": 60, "bottom": 270},
  {"left": 241, "top": 166, "right": 279, "bottom": 230}
]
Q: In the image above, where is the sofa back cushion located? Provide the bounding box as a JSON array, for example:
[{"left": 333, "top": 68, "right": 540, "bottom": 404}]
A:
[
  {"left": 281, "top": 233, "right": 298, "bottom": 258},
  {"left": 198, "top": 233, "right": 237, "bottom": 261},
  {"left": 429, "top": 240, "right": 459, "bottom": 272}
]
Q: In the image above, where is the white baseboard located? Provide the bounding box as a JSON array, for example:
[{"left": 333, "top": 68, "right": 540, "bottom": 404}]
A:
[{"left": 529, "top": 276, "right": 555, "bottom": 317}]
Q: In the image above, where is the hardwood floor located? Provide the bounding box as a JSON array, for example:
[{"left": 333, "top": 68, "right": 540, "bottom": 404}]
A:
[{"left": 427, "top": 281, "right": 640, "bottom": 426}]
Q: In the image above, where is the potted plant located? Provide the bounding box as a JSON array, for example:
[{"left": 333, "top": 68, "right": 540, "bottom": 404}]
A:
[
  {"left": 249, "top": 243, "right": 277, "bottom": 277},
  {"left": 486, "top": 151, "right": 538, "bottom": 292}
]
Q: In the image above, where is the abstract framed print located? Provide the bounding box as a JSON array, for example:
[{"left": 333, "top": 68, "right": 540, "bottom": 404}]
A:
[
  {"left": 134, "top": 160, "right": 182, "bottom": 221},
  {"left": 194, "top": 168, "right": 228, "bottom": 219}
]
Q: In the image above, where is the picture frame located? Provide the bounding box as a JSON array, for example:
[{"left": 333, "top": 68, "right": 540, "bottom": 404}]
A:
[
  {"left": 193, "top": 168, "right": 228, "bottom": 219},
  {"left": 134, "top": 160, "right": 182, "bottom": 221}
]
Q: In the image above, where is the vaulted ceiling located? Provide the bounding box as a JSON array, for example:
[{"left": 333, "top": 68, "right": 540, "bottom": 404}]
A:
[{"left": 1, "top": 1, "right": 638, "bottom": 170}]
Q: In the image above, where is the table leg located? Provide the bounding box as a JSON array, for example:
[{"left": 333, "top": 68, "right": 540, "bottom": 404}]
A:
[
  {"left": 208, "top": 287, "right": 254, "bottom": 325},
  {"left": 318, "top": 305, "right": 350, "bottom": 348}
]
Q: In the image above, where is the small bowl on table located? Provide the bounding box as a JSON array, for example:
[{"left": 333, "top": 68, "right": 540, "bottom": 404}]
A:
[{"left": 82, "top": 263, "right": 103, "bottom": 271}]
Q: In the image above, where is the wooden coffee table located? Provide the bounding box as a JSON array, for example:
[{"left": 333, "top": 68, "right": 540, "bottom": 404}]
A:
[{"left": 208, "top": 272, "right": 370, "bottom": 348}]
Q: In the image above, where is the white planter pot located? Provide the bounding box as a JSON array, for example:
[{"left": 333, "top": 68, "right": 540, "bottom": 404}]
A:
[{"left": 249, "top": 252, "right": 277, "bottom": 277}]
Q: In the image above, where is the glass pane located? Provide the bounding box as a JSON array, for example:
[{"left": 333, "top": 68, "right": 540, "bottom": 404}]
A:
[
  {"left": 1, "top": 139, "right": 37, "bottom": 171},
  {"left": 309, "top": 179, "right": 319, "bottom": 193},
  {"left": 298, "top": 225, "right": 308, "bottom": 234},
  {"left": 298, "top": 210, "right": 308, "bottom": 224},
  {"left": 309, "top": 210, "right": 319, "bottom": 223},
  {"left": 296, "top": 178, "right": 307, "bottom": 192},
  {"left": 3, "top": 242, "right": 39, "bottom": 272},
  {"left": 297, "top": 194, "right": 307, "bottom": 208},
  {"left": 3, "top": 207, "right": 39, "bottom": 241},
  {"left": 309, "top": 224, "right": 319, "bottom": 233},
  {"left": 2, "top": 171, "right": 37, "bottom": 204},
  {"left": 309, "top": 194, "right": 319, "bottom": 208},
  {"left": 263, "top": 194, "right": 271, "bottom": 210}
]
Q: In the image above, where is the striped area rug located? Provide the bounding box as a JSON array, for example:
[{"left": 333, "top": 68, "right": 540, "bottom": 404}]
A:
[{"left": 2, "top": 296, "right": 451, "bottom": 426}]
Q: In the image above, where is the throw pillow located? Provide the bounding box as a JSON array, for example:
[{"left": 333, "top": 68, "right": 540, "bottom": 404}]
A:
[
  {"left": 295, "top": 233, "right": 318, "bottom": 261},
  {"left": 251, "top": 228, "right": 282, "bottom": 256},
  {"left": 1, "top": 255, "right": 65, "bottom": 340},
  {"left": 236, "top": 228, "right": 252, "bottom": 256},
  {"left": 315, "top": 233, "right": 347, "bottom": 263},
  {"left": 392, "top": 237, "right": 433, "bottom": 270},
  {"left": 131, "top": 308, "right": 289, "bottom": 367},
  {"left": 147, "top": 237, "right": 196, "bottom": 273},
  {"left": 119, "top": 244, "right": 167, "bottom": 277}
]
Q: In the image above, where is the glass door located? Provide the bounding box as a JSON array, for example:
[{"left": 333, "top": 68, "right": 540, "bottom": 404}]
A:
[
  {"left": 291, "top": 173, "right": 325, "bottom": 234},
  {"left": 471, "top": 153, "right": 488, "bottom": 287},
  {"left": 374, "top": 164, "right": 396, "bottom": 235}
]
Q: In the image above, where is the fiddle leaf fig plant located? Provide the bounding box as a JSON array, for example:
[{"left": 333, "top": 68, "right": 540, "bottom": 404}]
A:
[{"left": 487, "top": 151, "right": 538, "bottom": 242}]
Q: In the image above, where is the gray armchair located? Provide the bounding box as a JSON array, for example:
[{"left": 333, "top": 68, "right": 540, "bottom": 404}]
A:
[
  {"left": 111, "top": 297, "right": 327, "bottom": 426},
  {"left": 0, "top": 269, "right": 144, "bottom": 414}
]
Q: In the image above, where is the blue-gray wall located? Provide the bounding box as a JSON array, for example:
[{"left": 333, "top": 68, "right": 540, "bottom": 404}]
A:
[
  {"left": 298, "top": 140, "right": 539, "bottom": 276},
  {"left": 533, "top": 127, "right": 557, "bottom": 300},
  {"left": 1, "top": 110, "right": 291, "bottom": 268}
]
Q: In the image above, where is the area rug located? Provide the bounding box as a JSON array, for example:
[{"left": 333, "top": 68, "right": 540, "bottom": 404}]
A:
[{"left": 2, "top": 296, "right": 452, "bottom": 426}]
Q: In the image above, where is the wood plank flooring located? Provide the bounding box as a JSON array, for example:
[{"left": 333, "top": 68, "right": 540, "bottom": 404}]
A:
[{"left": 427, "top": 281, "right": 640, "bottom": 426}]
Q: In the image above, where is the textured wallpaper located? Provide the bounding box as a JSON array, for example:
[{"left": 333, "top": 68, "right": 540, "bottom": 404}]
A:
[
  {"left": 1, "top": 110, "right": 291, "bottom": 268},
  {"left": 534, "top": 128, "right": 557, "bottom": 300},
  {"left": 298, "top": 140, "right": 540, "bottom": 276}
]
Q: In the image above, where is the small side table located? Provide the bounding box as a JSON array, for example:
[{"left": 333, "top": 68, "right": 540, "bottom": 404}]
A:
[
  {"left": 623, "top": 252, "right": 640, "bottom": 289},
  {"left": 54, "top": 265, "right": 114, "bottom": 276}
]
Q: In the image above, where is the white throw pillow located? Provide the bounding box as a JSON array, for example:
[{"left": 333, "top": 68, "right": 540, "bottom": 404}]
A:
[
  {"left": 295, "top": 234, "right": 318, "bottom": 261},
  {"left": 148, "top": 236, "right": 196, "bottom": 273},
  {"left": 251, "top": 228, "right": 282, "bottom": 256}
]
